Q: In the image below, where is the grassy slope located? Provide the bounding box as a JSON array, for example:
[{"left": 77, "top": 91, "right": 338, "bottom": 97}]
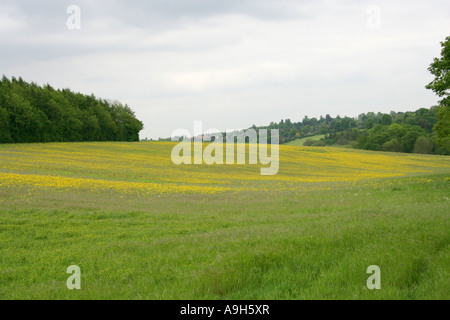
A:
[
  {"left": 285, "top": 135, "right": 326, "bottom": 146},
  {"left": 0, "top": 142, "right": 449, "bottom": 299}
]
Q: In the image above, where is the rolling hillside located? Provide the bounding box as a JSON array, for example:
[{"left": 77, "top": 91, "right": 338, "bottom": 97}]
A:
[{"left": 0, "top": 142, "right": 449, "bottom": 299}]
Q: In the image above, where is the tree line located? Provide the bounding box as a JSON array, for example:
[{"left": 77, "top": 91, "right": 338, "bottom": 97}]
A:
[
  {"left": 252, "top": 106, "right": 448, "bottom": 155},
  {"left": 308, "top": 108, "right": 448, "bottom": 155},
  {"left": 253, "top": 36, "right": 450, "bottom": 155},
  {"left": 0, "top": 76, "right": 143, "bottom": 143}
]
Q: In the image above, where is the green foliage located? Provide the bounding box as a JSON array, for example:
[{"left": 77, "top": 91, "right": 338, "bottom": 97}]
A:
[
  {"left": 433, "top": 104, "right": 450, "bottom": 150},
  {"left": 0, "top": 106, "right": 11, "bottom": 142},
  {"left": 356, "top": 123, "right": 426, "bottom": 153},
  {"left": 365, "top": 118, "right": 375, "bottom": 129},
  {"left": 413, "top": 136, "right": 433, "bottom": 154},
  {"left": 426, "top": 36, "right": 450, "bottom": 99},
  {"left": 0, "top": 76, "right": 143, "bottom": 143},
  {"left": 255, "top": 107, "right": 440, "bottom": 151},
  {"left": 303, "top": 138, "right": 315, "bottom": 146},
  {"left": 264, "top": 106, "right": 445, "bottom": 155},
  {"left": 381, "top": 114, "right": 393, "bottom": 126},
  {"left": 426, "top": 36, "right": 450, "bottom": 149}
]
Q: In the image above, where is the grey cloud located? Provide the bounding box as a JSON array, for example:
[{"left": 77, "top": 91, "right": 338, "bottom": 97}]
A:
[
  {"left": 2, "top": 0, "right": 312, "bottom": 31},
  {"left": 1, "top": 0, "right": 449, "bottom": 139}
]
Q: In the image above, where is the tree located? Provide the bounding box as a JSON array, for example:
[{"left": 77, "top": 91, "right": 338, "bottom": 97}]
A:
[
  {"left": 0, "top": 76, "right": 143, "bottom": 143},
  {"left": 413, "top": 136, "right": 433, "bottom": 154},
  {"left": 0, "top": 106, "right": 11, "bottom": 142},
  {"left": 6, "top": 92, "right": 40, "bottom": 142},
  {"left": 382, "top": 138, "right": 403, "bottom": 153},
  {"left": 110, "top": 103, "right": 143, "bottom": 141},
  {"left": 365, "top": 118, "right": 374, "bottom": 129},
  {"left": 401, "top": 130, "right": 420, "bottom": 153},
  {"left": 303, "top": 138, "right": 314, "bottom": 146},
  {"left": 426, "top": 36, "right": 450, "bottom": 151},
  {"left": 433, "top": 105, "right": 450, "bottom": 151},
  {"left": 381, "top": 114, "right": 392, "bottom": 126}
]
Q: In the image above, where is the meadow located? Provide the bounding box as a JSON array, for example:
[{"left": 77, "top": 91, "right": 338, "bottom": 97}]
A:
[
  {"left": 284, "top": 135, "right": 326, "bottom": 146},
  {"left": 0, "top": 141, "right": 449, "bottom": 299}
]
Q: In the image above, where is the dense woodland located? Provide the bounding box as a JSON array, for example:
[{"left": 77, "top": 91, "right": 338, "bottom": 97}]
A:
[
  {"left": 0, "top": 76, "right": 143, "bottom": 143},
  {"left": 254, "top": 106, "right": 449, "bottom": 155}
]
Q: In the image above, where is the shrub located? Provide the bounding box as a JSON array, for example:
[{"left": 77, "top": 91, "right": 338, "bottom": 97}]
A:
[
  {"left": 413, "top": 136, "right": 433, "bottom": 154},
  {"left": 303, "top": 138, "right": 315, "bottom": 146}
]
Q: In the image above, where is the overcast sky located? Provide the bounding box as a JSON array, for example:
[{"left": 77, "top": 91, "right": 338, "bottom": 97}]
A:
[{"left": 1, "top": 0, "right": 449, "bottom": 139}]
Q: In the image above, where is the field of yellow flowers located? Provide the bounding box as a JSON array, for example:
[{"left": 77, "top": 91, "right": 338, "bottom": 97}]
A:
[
  {"left": 0, "top": 142, "right": 449, "bottom": 299},
  {"left": 0, "top": 141, "right": 448, "bottom": 197}
]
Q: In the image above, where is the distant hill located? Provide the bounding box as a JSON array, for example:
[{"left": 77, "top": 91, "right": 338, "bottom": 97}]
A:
[{"left": 252, "top": 107, "right": 449, "bottom": 155}]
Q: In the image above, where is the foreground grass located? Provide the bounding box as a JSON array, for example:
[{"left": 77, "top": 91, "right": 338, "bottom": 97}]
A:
[
  {"left": 0, "top": 175, "right": 449, "bottom": 299},
  {"left": 0, "top": 142, "right": 449, "bottom": 299}
]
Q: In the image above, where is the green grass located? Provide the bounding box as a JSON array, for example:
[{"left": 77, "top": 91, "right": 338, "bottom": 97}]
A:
[
  {"left": 0, "top": 142, "right": 449, "bottom": 299},
  {"left": 0, "top": 176, "right": 449, "bottom": 299},
  {"left": 284, "top": 135, "right": 326, "bottom": 146}
]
